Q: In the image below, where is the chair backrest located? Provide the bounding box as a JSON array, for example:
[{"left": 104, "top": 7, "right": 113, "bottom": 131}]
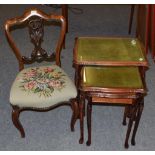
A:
[{"left": 5, "top": 8, "right": 66, "bottom": 71}]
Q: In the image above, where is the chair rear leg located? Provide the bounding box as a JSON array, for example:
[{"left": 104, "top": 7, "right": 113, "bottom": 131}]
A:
[
  {"left": 63, "top": 35, "right": 66, "bottom": 49},
  {"left": 12, "top": 106, "right": 25, "bottom": 138},
  {"left": 131, "top": 100, "right": 144, "bottom": 146}
]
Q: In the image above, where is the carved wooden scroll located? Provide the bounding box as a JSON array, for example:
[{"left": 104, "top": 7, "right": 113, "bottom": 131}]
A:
[{"left": 22, "top": 16, "right": 55, "bottom": 64}]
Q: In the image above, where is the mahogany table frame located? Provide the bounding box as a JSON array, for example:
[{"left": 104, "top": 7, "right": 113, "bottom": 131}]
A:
[{"left": 73, "top": 36, "right": 148, "bottom": 148}]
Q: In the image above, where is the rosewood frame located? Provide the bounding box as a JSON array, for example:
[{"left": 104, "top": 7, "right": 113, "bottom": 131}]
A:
[
  {"left": 5, "top": 8, "right": 78, "bottom": 137},
  {"left": 5, "top": 8, "right": 66, "bottom": 71},
  {"left": 12, "top": 99, "right": 79, "bottom": 138}
]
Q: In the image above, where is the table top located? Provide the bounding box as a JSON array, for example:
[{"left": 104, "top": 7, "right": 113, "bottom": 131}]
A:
[
  {"left": 81, "top": 66, "right": 144, "bottom": 93},
  {"left": 73, "top": 37, "right": 148, "bottom": 66}
]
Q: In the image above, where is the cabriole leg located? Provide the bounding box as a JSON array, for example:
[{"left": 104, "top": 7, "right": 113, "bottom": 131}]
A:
[
  {"left": 131, "top": 99, "right": 144, "bottom": 146},
  {"left": 12, "top": 106, "right": 25, "bottom": 138}
]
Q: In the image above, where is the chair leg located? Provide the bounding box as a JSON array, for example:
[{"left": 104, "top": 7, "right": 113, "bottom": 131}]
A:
[
  {"left": 86, "top": 102, "right": 92, "bottom": 146},
  {"left": 131, "top": 99, "right": 144, "bottom": 146},
  {"left": 70, "top": 99, "right": 79, "bottom": 132},
  {"left": 124, "top": 104, "right": 137, "bottom": 149},
  {"left": 62, "top": 36, "right": 66, "bottom": 49},
  {"left": 12, "top": 106, "right": 25, "bottom": 138},
  {"left": 79, "top": 95, "right": 84, "bottom": 144}
]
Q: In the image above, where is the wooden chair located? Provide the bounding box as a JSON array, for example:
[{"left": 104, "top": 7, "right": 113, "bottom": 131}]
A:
[{"left": 5, "top": 8, "right": 78, "bottom": 138}]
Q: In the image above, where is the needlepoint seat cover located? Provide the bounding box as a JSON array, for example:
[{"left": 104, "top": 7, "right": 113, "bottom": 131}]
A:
[
  {"left": 81, "top": 66, "right": 144, "bottom": 92},
  {"left": 10, "top": 65, "right": 77, "bottom": 108}
]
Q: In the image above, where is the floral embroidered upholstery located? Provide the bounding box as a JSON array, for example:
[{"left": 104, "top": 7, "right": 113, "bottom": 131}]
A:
[
  {"left": 10, "top": 65, "right": 77, "bottom": 108},
  {"left": 19, "top": 66, "right": 66, "bottom": 97}
]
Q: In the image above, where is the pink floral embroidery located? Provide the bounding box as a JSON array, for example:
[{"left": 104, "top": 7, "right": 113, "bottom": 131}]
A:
[
  {"left": 49, "top": 80, "right": 62, "bottom": 88},
  {"left": 44, "top": 67, "right": 54, "bottom": 73},
  {"left": 19, "top": 67, "right": 66, "bottom": 97},
  {"left": 24, "top": 69, "right": 37, "bottom": 78},
  {"left": 24, "top": 81, "right": 37, "bottom": 90}
]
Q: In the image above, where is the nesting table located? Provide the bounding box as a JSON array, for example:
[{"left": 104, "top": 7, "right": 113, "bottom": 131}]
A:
[{"left": 73, "top": 37, "right": 148, "bottom": 148}]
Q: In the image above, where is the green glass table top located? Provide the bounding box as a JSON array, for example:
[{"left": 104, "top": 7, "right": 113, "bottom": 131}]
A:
[
  {"left": 82, "top": 66, "right": 143, "bottom": 89},
  {"left": 75, "top": 37, "right": 147, "bottom": 66}
]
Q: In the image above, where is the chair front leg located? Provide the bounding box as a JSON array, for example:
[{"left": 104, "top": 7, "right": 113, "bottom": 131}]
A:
[
  {"left": 12, "top": 106, "right": 25, "bottom": 138},
  {"left": 86, "top": 101, "right": 92, "bottom": 146},
  {"left": 131, "top": 98, "right": 144, "bottom": 146}
]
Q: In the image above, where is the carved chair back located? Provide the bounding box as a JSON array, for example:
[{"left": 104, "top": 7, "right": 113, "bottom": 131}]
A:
[{"left": 5, "top": 8, "right": 66, "bottom": 71}]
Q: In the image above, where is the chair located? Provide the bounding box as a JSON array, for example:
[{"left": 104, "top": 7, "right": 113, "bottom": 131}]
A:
[{"left": 5, "top": 8, "right": 78, "bottom": 138}]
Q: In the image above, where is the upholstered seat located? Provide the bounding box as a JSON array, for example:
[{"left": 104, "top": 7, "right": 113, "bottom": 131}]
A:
[{"left": 10, "top": 65, "right": 77, "bottom": 108}]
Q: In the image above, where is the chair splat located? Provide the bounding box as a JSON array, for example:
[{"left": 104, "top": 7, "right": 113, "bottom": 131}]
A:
[{"left": 22, "top": 16, "right": 55, "bottom": 64}]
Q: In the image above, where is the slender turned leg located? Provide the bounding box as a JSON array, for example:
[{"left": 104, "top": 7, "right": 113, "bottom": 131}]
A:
[
  {"left": 131, "top": 99, "right": 144, "bottom": 146},
  {"left": 79, "top": 95, "right": 84, "bottom": 144},
  {"left": 12, "top": 106, "right": 25, "bottom": 138},
  {"left": 86, "top": 102, "right": 92, "bottom": 146},
  {"left": 124, "top": 104, "right": 137, "bottom": 149},
  {"left": 83, "top": 98, "right": 85, "bottom": 117},
  {"left": 123, "top": 107, "right": 128, "bottom": 126},
  {"left": 128, "top": 4, "right": 135, "bottom": 34},
  {"left": 70, "top": 99, "right": 79, "bottom": 132}
]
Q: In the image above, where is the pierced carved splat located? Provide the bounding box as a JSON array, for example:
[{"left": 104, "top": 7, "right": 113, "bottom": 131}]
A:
[{"left": 22, "top": 16, "right": 55, "bottom": 64}]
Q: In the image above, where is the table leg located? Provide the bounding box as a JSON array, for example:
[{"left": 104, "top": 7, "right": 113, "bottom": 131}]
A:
[
  {"left": 86, "top": 100, "right": 92, "bottom": 146},
  {"left": 128, "top": 4, "right": 135, "bottom": 34},
  {"left": 124, "top": 103, "right": 138, "bottom": 148},
  {"left": 79, "top": 93, "right": 84, "bottom": 144},
  {"left": 131, "top": 98, "right": 144, "bottom": 145}
]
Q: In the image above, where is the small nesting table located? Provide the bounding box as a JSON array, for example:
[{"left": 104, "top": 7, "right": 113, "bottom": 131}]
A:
[{"left": 73, "top": 37, "right": 148, "bottom": 148}]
